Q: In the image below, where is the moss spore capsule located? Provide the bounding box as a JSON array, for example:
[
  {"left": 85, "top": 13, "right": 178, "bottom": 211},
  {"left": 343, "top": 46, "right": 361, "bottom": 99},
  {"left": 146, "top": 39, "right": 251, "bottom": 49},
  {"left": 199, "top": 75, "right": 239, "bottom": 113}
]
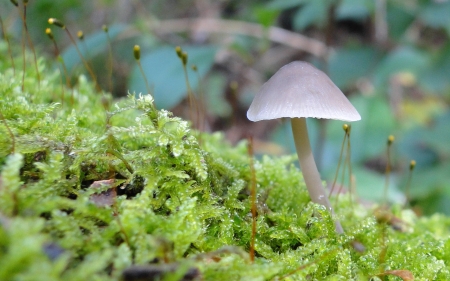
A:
[
  {"left": 45, "top": 28, "right": 54, "bottom": 40},
  {"left": 48, "top": 18, "right": 65, "bottom": 29},
  {"left": 342, "top": 124, "right": 348, "bottom": 132},
  {"left": 387, "top": 135, "right": 395, "bottom": 145},
  {"left": 181, "top": 52, "right": 188, "bottom": 65},
  {"left": 409, "top": 160, "right": 416, "bottom": 171},
  {"left": 133, "top": 45, "right": 141, "bottom": 61},
  {"left": 77, "top": 30, "right": 84, "bottom": 40},
  {"left": 175, "top": 46, "right": 182, "bottom": 58},
  {"left": 343, "top": 124, "right": 351, "bottom": 135}
]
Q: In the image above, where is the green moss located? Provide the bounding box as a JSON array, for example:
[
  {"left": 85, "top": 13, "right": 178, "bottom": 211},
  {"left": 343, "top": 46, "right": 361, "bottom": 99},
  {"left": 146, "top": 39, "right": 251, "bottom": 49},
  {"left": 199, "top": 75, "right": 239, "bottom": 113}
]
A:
[{"left": 1, "top": 43, "right": 450, "bottom": 280}]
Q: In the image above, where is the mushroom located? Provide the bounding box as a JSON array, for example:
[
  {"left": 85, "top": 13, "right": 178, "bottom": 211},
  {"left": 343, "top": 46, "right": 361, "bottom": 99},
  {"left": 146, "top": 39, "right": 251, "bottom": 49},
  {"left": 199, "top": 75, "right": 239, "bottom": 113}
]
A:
[{"left": 247, "top": 61, "right": 361, "bottom": 234}]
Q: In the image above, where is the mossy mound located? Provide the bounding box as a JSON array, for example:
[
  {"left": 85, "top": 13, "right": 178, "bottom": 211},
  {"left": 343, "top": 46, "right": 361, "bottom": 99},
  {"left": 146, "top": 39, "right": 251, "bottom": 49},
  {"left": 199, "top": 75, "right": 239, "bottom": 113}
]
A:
[{"left": 1, "top": 44, "right": 450, "bottom": 280}]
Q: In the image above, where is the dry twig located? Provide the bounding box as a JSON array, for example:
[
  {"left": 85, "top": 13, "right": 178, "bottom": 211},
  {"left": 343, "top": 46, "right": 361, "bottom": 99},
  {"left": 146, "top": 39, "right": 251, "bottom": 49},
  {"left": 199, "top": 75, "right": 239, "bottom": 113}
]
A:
[{"left": 149, "top": 18, "right": 329, "bottom": 58}]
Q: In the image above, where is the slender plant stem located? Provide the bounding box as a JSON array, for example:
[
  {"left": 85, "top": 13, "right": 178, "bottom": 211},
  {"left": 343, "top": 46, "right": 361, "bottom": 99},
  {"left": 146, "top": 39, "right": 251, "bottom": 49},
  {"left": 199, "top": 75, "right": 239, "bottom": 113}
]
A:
[
  {"left": 335, "top": 145, "right": 348, "bottom": 206},
  {"left": 16, "top": 2, "right": 40, "bottom": 91},
  {"left": 329, "top": 127, "right": 347, "bottom": 197},
  {"left": 0, "top": 15, "right": 15, "bottom": 75},
  {"left": 404, "top": 160, "right": 416, "bottom": 207},
  {"left": 181, "top": 62, "right": 198, "bottom": 129},
  {"left": 192, "top": 65, "right": 207, "bottom": 131},
  {"left": 384, "top": 135, "right": 394, "bottom": 204},
  {"left": 133, "top": 45, "right": 156, "bottom": 111},
  {"left": 58, "top": 56, "right": 74, "bottom": 105},
  {"left": 247, "top": 136, "right": 257, "bottom": 263},
  {"left": 136, "top": 61, "right": 154, "bottom": 107},
  {"left": 21, "top": 12, "right": 26, "bottom": 92},
  {"left": 47, "top": 28, "right": 74, "bottom": 105},
  {"left": 104, "top": 26, "right": 114, "bottom": 94},
  {"left": 64, "top": 29, "right": 101, "bottom": 92},
  {"left": 56, "top": 64, "right": 64, "bottom": 105},
  {"left": 346, "top": 126, "right": 354, "bottom": 207}
]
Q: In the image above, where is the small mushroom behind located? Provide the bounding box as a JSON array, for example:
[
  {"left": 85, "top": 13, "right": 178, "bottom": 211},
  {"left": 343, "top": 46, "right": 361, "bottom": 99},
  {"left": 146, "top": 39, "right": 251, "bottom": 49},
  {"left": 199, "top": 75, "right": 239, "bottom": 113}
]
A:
[{"left": 247, "top": 61, "right": 361, "bottom": 234}]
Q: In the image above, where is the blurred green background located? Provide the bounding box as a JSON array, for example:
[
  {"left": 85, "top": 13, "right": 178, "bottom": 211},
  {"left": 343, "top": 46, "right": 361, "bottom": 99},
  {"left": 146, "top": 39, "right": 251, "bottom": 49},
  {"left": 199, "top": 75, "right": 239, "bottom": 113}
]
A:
[{"left": 1, "top": 0, "right": 449, "bottom": 214}]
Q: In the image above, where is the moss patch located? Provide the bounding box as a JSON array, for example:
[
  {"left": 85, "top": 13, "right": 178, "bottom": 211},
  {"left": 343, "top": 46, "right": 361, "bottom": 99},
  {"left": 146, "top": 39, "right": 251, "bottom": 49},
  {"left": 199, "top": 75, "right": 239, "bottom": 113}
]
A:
[{"left": 1, "top": 44, "right": 450, "bottom": 280}]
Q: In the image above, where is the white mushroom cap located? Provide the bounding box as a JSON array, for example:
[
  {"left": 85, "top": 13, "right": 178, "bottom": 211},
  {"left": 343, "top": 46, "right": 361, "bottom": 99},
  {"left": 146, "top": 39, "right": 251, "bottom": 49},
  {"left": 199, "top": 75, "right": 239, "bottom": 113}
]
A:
[{"left": 247, "top": 61, "right": 361, "bottom": 122}]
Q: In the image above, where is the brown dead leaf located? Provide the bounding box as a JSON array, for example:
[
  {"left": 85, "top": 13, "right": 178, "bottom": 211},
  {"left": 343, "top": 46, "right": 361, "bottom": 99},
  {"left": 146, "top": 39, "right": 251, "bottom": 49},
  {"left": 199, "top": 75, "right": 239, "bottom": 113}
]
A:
[
  {"left": 89, "top": 179, "right": 116, "bottom": 207},
  {"left": 377, "top": 269, "right": 414, "bottom": 281},
  {"left": 374, "top": 207, "right": 409, "bottom": 232}
]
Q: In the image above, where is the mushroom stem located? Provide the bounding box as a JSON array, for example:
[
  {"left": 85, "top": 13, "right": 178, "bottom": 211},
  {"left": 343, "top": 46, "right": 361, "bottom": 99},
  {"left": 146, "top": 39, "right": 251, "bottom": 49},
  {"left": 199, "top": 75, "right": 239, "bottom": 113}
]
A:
[{"left": 291, "top": 117, "right": 344, "bottom": 234}]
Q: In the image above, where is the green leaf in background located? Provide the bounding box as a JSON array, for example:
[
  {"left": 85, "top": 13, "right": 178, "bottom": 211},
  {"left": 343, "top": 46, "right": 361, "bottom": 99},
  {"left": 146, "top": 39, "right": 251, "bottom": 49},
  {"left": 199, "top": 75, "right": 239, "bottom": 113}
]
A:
[
  {"left": 317, "top": 95, "right": 396, "bottom": 180},
  {"left": 266, "top": 0, "right": 304, "bottom": 10},
  {"left": 336, "top": 0, "right": 374, "bottom": 21},
  {"left": 351, "top": 166, "right": 404, "bottom": 204},
  {"left": 418, "top": 189, "right": 450, "bottom": 215},
  {"left": 398, "top": 110, "right": 450, "bottom": 166},
  {"left": 128, "top": 45, "right": 218, "bottom": 110},
  {"left": 422, "top": 111, "right": 450, "bottom": 158},
  {"left": 386, "top": 3, "right": 416, "bottom": 40},
  {"left": 254, "top": 7, "right": 280, "bottom": 28},
  {"left": 398, "top": 127, "right": 438, "bottom": 169},
  {"left": 395, "top": 110, "right": 450, "bottom": 209},
  {"left": 328, "top": 46, "right": 381, "bottom": 89},
  {"left": 269, "top": 118, "right": 319, "bottom": 159},
  {"left": 338, "top": 95, "right": 396, "bottom": 163},
  {"left": 204, "top": 74, "right": 231, "bottom": 118},
  {"left": 293, "top": 0, "right": 328, "bottom": 31},
  {"left": 407, "top": 162, "right": 450, "bottom": 201},
  {"left": 373, "top": 46, "right": 430, "bottom": 87},
  {"left": 420, "top": 45, "right": 450, "bottom": 95},
  {"left": 61, "top": 24, "right": 127, "bottom": 75},
  {"left": 419, "top": 1, "right": 450, "bottom": 35}
]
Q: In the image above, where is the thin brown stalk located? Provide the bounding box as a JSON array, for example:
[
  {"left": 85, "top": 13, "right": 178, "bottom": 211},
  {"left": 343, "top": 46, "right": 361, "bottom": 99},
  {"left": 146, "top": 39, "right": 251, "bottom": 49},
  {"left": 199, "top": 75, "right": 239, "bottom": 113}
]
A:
[
  {"left": 20, "top": 10, "right": 26, "bottom": 92},
  {"left": 346, "top": 125, "right": 354, "bottom": 207},
  {"left": 137, "top": 61, "right": 152, "bottom": 97},
  {"left": 56, "top": 65, "right": 64, "bottom": 106},
  {"left": 133, "top": 45, "right": 156, "bottom": 111},
  {"left": 103, "top": 25, "right": 114, "bottom": 94},
  {"left": 384, "top": 135, "right": 394, "bottom": 204},
  {"left": 77, "top": 31, "right": 91, "bottom": 59},
  {"left": 48, "top": 19, "right": 100, "bottom": 92},
  {"left": 191, "top": 65, "right": 207, "bottom": 131},
  {"left": 0, "top": 15, "right": 16, "bottom": 74},
  {"left": 247, "top": 136, "right": 257, "bottom": 263},
  {"left": 16, "top": 1, "right": 41, "bottom": 91},
  {"left": 182, "top": 63, "right": 197, "bottom": 127},
  {"left": 46, "top": 28, "right": 74, "bottom": 105},
  {"left": 329, "top": 125, "right": 348, "bottom": 198},
  {"left": 64, "top": 29, "right": 101, "bottom": 92},
  {"left": 404, "top": 160, "right": 416, "bottom": 207},
  {"left": 335, "top": 144, "right": 349, "bottom": 206},
  {"left": 176, "top": 47, "right": 199, "bottom": 129}
]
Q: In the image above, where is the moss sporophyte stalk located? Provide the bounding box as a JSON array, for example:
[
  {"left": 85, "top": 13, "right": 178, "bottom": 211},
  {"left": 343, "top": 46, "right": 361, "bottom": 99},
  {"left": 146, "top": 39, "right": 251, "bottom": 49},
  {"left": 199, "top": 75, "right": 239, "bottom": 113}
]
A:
[{"left": 1, "top": 44, "right": 450, "bottom": 281}]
